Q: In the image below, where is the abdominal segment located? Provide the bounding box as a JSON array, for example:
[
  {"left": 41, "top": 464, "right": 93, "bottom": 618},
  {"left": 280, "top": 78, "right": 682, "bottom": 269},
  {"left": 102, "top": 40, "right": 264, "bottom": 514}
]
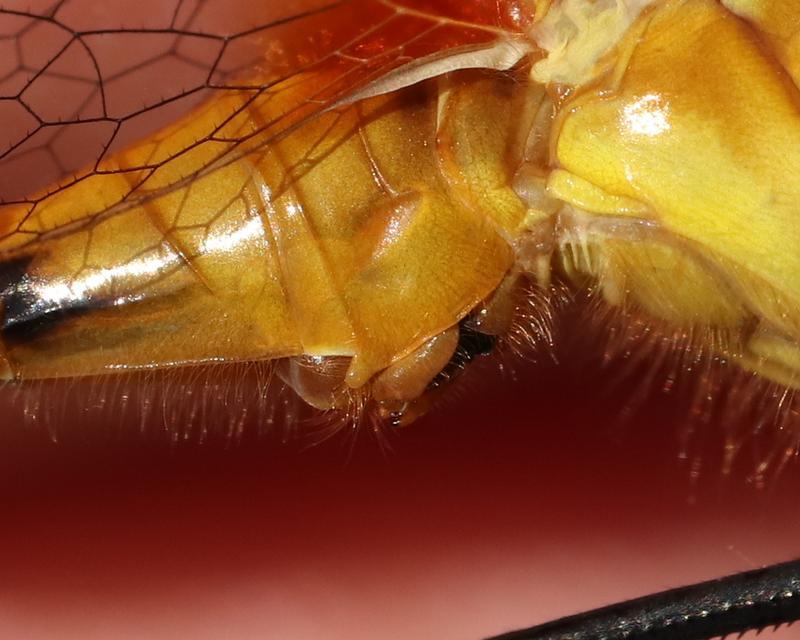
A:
[{"left": 0, "top": 66, "right": 533, "bottom": 407}]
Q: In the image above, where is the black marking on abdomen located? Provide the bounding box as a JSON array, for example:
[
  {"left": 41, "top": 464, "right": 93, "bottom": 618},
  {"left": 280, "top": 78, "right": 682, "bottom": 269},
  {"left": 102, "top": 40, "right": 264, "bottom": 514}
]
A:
[
  {"left": 428, "top": 323, "right": 497, "bottom": 391},
  {"left": 0, "top": 256, "right": 32, "bottom": 299},
  {"left": 0, "top": 256, "right": 105, "bottom": 347}
]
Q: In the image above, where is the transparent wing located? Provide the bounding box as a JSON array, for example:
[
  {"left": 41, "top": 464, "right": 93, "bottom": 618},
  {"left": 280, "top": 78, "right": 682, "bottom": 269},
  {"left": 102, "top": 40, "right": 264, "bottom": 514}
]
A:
[{"left": 0, "top": 0, "right": 529, "bottom": 220}]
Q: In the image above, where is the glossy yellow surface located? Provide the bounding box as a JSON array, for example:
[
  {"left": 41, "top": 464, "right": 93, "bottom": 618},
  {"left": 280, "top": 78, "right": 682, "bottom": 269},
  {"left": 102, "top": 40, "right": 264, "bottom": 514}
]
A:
[{"left": 551, "top": 0, "right": 800, "bottom": 383}]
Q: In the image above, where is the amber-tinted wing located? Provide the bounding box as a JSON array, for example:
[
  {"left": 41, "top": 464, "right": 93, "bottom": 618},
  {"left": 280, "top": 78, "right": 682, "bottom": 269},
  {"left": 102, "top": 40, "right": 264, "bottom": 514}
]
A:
[{"left": 0, "top": 0, "right": 531, "bottom": 212}]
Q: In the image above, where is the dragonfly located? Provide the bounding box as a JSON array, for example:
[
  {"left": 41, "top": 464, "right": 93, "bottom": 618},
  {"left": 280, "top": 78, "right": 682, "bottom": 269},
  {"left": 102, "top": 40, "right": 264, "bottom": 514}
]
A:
[{"left": 1, "top": 1, "right": 800, "bottom": 637}]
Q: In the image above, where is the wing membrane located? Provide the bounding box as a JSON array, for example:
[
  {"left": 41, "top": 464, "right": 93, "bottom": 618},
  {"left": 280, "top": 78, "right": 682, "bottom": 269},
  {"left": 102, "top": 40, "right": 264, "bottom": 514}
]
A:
[{"left": 0, "top": 0, "right": 529, "bottom": 227}]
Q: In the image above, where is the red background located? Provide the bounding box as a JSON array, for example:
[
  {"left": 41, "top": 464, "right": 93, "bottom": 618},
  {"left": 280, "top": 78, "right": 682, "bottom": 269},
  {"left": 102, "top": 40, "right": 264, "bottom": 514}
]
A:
[{"left": 1, "top": 334, "right": 799, "bottom": 640}]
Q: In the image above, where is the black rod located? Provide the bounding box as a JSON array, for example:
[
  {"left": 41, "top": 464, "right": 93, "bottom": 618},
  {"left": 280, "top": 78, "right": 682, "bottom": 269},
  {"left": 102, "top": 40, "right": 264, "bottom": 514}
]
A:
[{"left": 485, "top": 558, "right": 800, "bottom": 640}]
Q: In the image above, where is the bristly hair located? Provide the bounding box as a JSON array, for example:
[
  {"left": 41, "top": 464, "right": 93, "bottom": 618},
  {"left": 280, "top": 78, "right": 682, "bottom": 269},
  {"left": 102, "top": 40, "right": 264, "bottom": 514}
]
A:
[
  {"left": 2, "top": 361, "right": 294, "bottom": 446},
  {"left": 501, "top": 277, "right": 567, "bottom": 360},
  {"left": 576, "top": 285, "right": 800, "bottom": 487},
  {"left": 1, "top": 355, "right": 398, "bottom": 455}
]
